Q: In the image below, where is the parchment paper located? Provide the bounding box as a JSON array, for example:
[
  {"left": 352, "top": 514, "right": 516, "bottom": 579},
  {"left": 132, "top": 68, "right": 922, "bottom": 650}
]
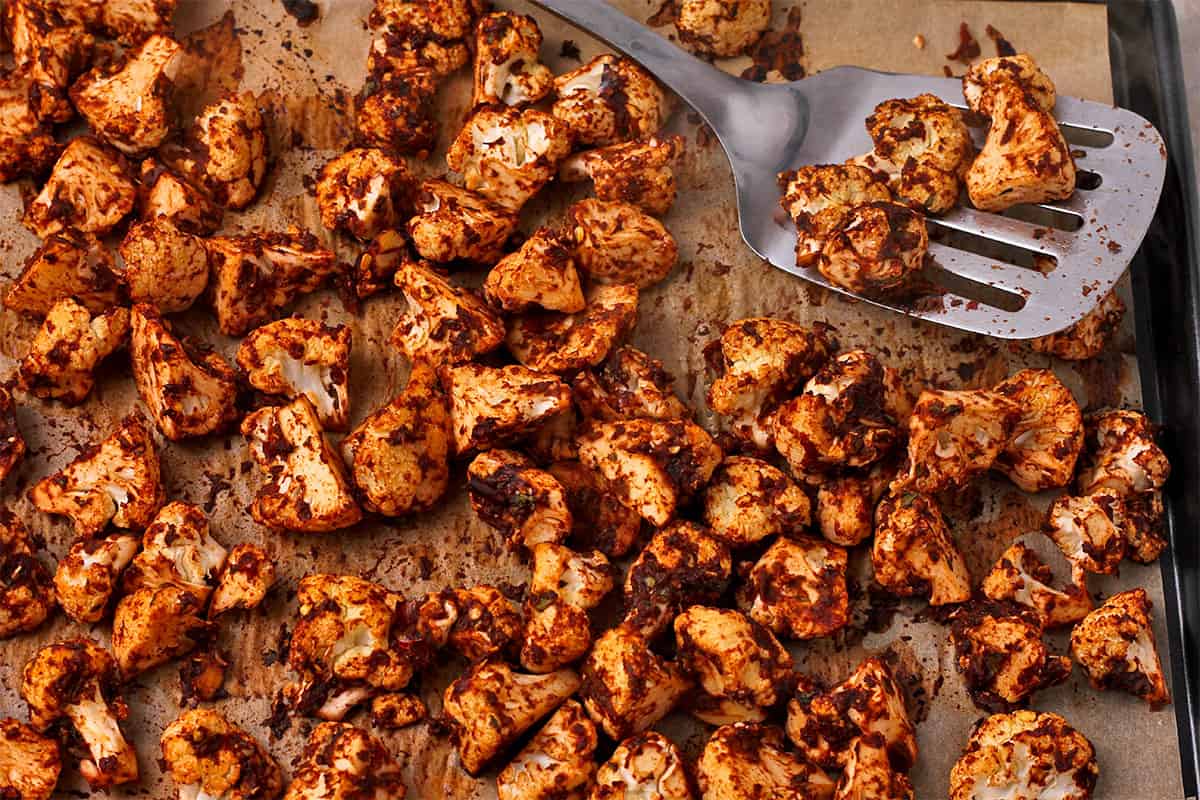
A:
[{"left": 0, "top": 1, "right": 1184, "bottom": 799}]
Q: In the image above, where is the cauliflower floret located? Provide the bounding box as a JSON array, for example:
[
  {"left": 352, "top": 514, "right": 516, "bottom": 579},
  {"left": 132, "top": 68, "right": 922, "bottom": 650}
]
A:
[
  {"left": 389, "top": 257, "right": 505, "bottom": 365},
  {"left": 430, "top": 584, "right": 522, "bottom": 661},
  {"left": 624, "top": 522, "right": 731, "bottom": 636},
  {"left": 497, "top": 699, "right": 597, "bottom": 800},
  {"left": 442, "top": 362, "right": 571, "bottom": 453},
  {"left": 522, "top": 543, "right": 613, "bottom": 672},
  {"left": 0, "top": 718, "right": 61, "bottom": 800},
  {"left": 1070, "top": 587, "right": 1169, "bottom": 708},
  {"left": 818, "top": 201, "right": 928, "bottom": 297},
  {"left": 238, "top": 318, "right": 352, "bottom": 431},
  {"left": 573, "top": 346, "right": 689, "bottom": 423},
  {"left": 407, "top": 178, "right": 519, "bottom": 265},
  {"left": 4, "top": 1, "right": 95, "bottom": 122},
  {"left": 547, "top": 460, "right": 641, "bottom": 557},
  {"left": 4, "top": 231, "right": 123, "bottom": 316},
  {"left": 738, "top": 535, "right": 849, "bottom": 639},
  {"left": 118, "top": 218, "right": 209, "bottom": 313},
  {"left": 591, "top": 731, "right": 692, "bottom": 800},
  {"left": 52, "top": 534, "right": 138, "bottom": 623},
  {"left": 241, "top": 397, "right": 361, "bottom": 533},
  {"left": 835, "top": 734, "right": 914, "bottom": 800},
  {"left": 206, "top": 229, "right": 340, "bottom": 337},
  {"left": 570, "top": 199, "right": 679, "bottom": 288},
  {"left": 507, "top": 283, "right": 639, "bottom": 374},
  {"left": 560, "top": 135, "right": 685, "bottom": 216},
  {"left": 580, "top": 623, "right": 691, "bottom": 740},
  {"left": 1029, "top": 289, "right": 1125, "bottom": 362},
  {"left": 0, "top": 72, "right": 62, "bottom": 182},
  {"left": 69, "top": 33, "right": 181, "bottom": 154},
  {"left": 18, "top": 298, "right": 129, "bottom": 405},
  {"left": 284, "top": 722, "right": 406, "bottom": 800},
  {"left": 164, "top": 92, "right": 267, "bottom": 209},
  {"left": 963, "top": 55, "right": 1075, "bottom": 211},
  {"left": 483, "top": 227, "right": 585, "bottom": 314},
  {"left": 370, "top": 693, "right": 426, "bottom": 729},
  {"left": 111, "top": 583, "right": 212, "bottom": 676},
  {"left": 369, "top": 0, "right": 484, "bottom": 52},
  {"left": 698, "top": 722, "right": 835, "bottom": 800},
  {"left": 443, "top": 657, "right": 580, "bottom": 775},
  {"left": 30, "top": 414, "right": 164, "bottom": 537},
  {"left": 96, "top": 0, "right": 176, "bottom": 44},
  {"left": 992, "top": 369, "right": 1083, "bottom": 492},
  {"left": 342, "top": 362, "right": 452, "bottom": 516},
  {"left": 316, "top": 148, "right": 410, "bottom": 240},
  {"left": 553, "top": 55, "right": 666, "bottom": 147},
  {"left": 136, "top": 157, "right": 223, "bottom": 235},
  {"left": 123, "top": 501, "right": 225, "bottom": 599},
  {"left": 673, "top": 0, "right": 770, "bottom": 57},
  {"left": 178, "top": 648, "right": 229, "bottom": 705},
  {"left": 950, "top": 602, "right": 1072, "bottom": 711},
  {"left": 130, "top": 304, "right": 238, "bottom": 440},
  {"left": 209, "top": 543, "right": 275, "bottom": 617},
  {"left": 473, "top": 11, "right": 553, "bottom": 106},
  {"left": 981, "top": 540, "right": 1092, "bottom": 628},
  {"left": 355, "top": 70, "right": 439, "bottom": 157},
  {"left": 873, "top": 490, "right": 971, "bottom": 606},
  {"left": 816, "top": 463, "right": 892, "bottom": 547},
  {"left": 467, "top": 449, "right": 571, "bottom": 549},
  {"left": 1045, "top": 491, "right": 1126, "bottom": 575},
  {"left": 1076, "top": 409, "right": 1170, "bottom": 496},
  {"left": 779, "top": 164, "right": 893, "bottom": 267},
  {"left": 366, "top": 5, "right": 471, "bottom": 76},
  {"left": 949, "top": 710, "right": 1098, "bottom": 800},
  {"left": 24, "top": 137, "right": 136, "bottom": 238},
  {"left": 703, "top": 456, "right": 811, "bottom": 547},
  {"left": 899, "top": 389, "right": 1021, "bottom": 494},
  {"left": 447, "top": 106, "right": 572, "bottom": 212},
  {"left": 353, "top": 228, "right": 409, "bottom": 299},
  {"left": 0, "top": 388, "right": 23, "bottom": 485},
  {"left": 160, "top": 708, "right": 282, "bottom": 800},
  {"left": 0, "top": 511, "right": 54, "bottom": 638},
  {"left": 578, "top": 418, "right": 723, "bottom": 527},
  {"left": 21, "top": 638, "right": 138, "bottom": 788},
  {"left": 1121, "top": 490, "right": 1168, "bottom": 564}
]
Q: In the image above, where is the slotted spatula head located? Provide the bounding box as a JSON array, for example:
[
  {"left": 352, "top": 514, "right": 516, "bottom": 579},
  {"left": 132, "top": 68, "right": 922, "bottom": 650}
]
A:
[{"left": 530, "top": 0, "right": 1167, "bottom": 339}]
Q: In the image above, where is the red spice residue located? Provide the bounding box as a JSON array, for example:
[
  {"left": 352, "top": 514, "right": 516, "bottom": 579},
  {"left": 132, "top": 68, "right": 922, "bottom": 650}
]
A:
[
  {"left": 945, "top": 21, "right": 980, "bottom": 64},
  {"left": 741, "top": 7, "right": 805, "bottom": 82},
  {"left": 985, "top": 24, "right": 1017, "bottom": 56}
]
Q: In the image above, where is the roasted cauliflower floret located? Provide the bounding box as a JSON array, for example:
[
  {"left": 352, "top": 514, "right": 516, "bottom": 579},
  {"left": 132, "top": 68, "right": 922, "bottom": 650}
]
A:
[
  {"left": 578, "top": 418, "right": 722, "bottom": 527},
  {"left": 624, "top": 522, "right": 731, "bottom": 636},
  {"left": 1045, "top": 491, "right": 1127, "bottom": 575},
  {"left": 407, "top": 178, "right": 519, "bottom": 265},
  {"left": 53, "top": 534, "right": 138, "bottom": 623},
  {"left": 370, "top": 693, "right": 426, "bottom": 729},
  {"left": 69, "top": 33, "right": 181, "bottom": 154},
  {"left": 448, "top": 105, "right": 571, "bottom": 212},
  {"left": 580, "top": 623, "right": 691, "bottom": 740},
  {"left": 1070, "top": 587, "right": 1169, "bottom": 708},
  {"left": 389, "top": 257, "right": 505, "bottom": 365},
  {"left": 522, "top": 543, "right": 613, "bottom": 672},
  {"left": 368, "top": 0, "right": 485, "bottom": 60},
  {"left": 779, "top": 164, "right": 893, "bottom": 267},
  {"left": 130, "top": 304, "right": 239, "bottom": 440},
  {"left": 553, "top": 55, "right": 666, "bottom": 147},
  {"left": 206, "top": 229, "right": 340, "bottom": 337},
  {"left": 981, "top": 540, "right": 1092, "bottom": 628},
  {"left": 118, "top": 218, "right": 209, "bottom": 313},
  {"left": 573, "top": 346, "right": 689, "bottom": 423},
  {"left": 1076, "top": 408, "right": 1171, "bottom": 496},
  {"left": 473, "top": 11, "right": 553, "bottom": 106},
  {"left": 507, "top": 283, "right": 639, "bottom": 374},
  {"left": 0, "top": 388, "right": 23, "bottom": 485},
  {"left": 949, "top": 710, "right": 1098, "bottom": 800},
  {"left": 467, "top": 449, "right": 571, "bottom": 550},
  {"left": 161, "top": 708, "right": 283, "bottom": 800},
  {"left": 0, "top": 511, "right": 55, "bottom": 638},
  {"left": 136, "top": 157, "right": 223, "bottom": 235},
  {"left": 547, "top": 460, "right": 641, "bottom": 557},
  {"left": 835, "top": 734, "right": 914, "bottom": 800},
  {"left": 591, "top": 731, "right": 693, "bottom": 800},
  {"left": 21, "top": 638, "right": 138, "bottom": 788},
  {"left": 570, "top": 199, "right": 679, "bottom": 288},
  {"left": 24, "top": 137, "right": 136, "bottom": 239},
  {"left": 442, "top": 362, "right": 571, "bottom": 453},
  {"left": 739, "top": 535, "right": 849, "bottom": 639},
  {"left": 241, "top": 397, "right": 361, "bottom": 533},
  {"left": 816, "top": 464, "right": 892, "bottom": 547},
  {"left": 873, "top": 490, "right": 971, "bottom": 606},
  {"left": 209, "top": 543, "right": 275, "bottom": 617},
  {"left": 443, "top": 657, "right": 580, "bottom": 775},
  {"left": 0, "top": 72, "right": 62, "bottom": 182},
  {"left": 963, "top": 55, "right": 1075, "bottom": 211},
  {"left": 316, "top": 147, "right": 410, "bottom": 240},
  {"left": 561, "top": 135, "right": 685, "bottom": 216},
  {"left": 497, "top": 699, "right": 597, "bottom": 800},
  {"left": 30, "top": 414, "right": 164, "bottom": 537},
  {"left": 123, "top": 501, "right": 225, "bottom": 600},
  {"left": 112, "top": 583, "right": 212, "bottom": 676},
  {"left": 697, "top": 722, "right": 835, "bottom": 800},
  {"left": 1121, "top": 490, "right": 1168, "bottom": 564},
  {"left": 165, "top": 92, "right": 267, "bottom": 209},
  {"left": 899, "top": 388, "right": 1021, "bottom": 494},
  {"left": 18, "top": 298, "right": 129, "bottom": 405},
  {"left": 238, "top": 318, "right": 351, "bottom": 431},
  {"left": 818, "top": 201, "right": 928, "bottom": 297},
  {"left": 430, "top": 584, "right": 523, "bottom": 661},
  {"left": 673, "top": 0, "right": 771, "bottom": 57},
  {"left": 0, "top": 717, "right": 61, "bottom": 800},
  {"left": 4, "top": 231, "right": 123, "bottom": 316},
  {"left": 992, "top": 368, "right": 1083, "bottom": 492},
  {"left": 483, "top": 226, "right": 585, "bottom": 314},
  {"left": 352, "top": 228, "right": 409, "bottom": 299},
  {"left": 284, "top": 722, "right": 406, "bottom": 800},
  {"left": 4, "top": 1, "right": 95, "bottom": 122},
  {"left": 1029, "top": 289, "right": 1125, "bottom": 362},
  {"left": 355, "top": 69, "right": 438, "bottom": 157},
  {"left": 950, "top": 602, "right": 1071, "bottom": 711},
  {"left": 703, "top": 456, "right": 810, "bottom": 547}
]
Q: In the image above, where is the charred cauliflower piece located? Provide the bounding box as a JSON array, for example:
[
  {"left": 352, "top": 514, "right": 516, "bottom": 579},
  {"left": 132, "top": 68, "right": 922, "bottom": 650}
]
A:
[
  {"left": 353, "top": 228, "right": 409, "bottom": 299},
  {"left": 560, "top": 135, "right": 685, "bottom": 216},
  {"left": 818, "top": 201, "right": 928, "bottom": 297},
  {"left": 507, "top": 283, "right": 638, "bottom": 374},
  {"left": 430, "top": 584, "right": 522, "bottom": 661},
  {"left": 31, "top": 414, "right": 163, "bottom": 537},
  {"left": 241, "top": 397, "right": 361, "bottom": 533},
  {"left": 355, "top": 68, "right": 438, "bottom": 157},
  {"left": 0, "top": 511, "right": 55, "bottom": 638},
  {"left": 111, "top": 583, "right": 212, "bottom": 676},
  {"left": 573, "top": 346, "right": 689, "bottom": 423},
  {"left": 951, "top": 603, "right": 1071, "bottom": 711},
  {"left": 553, "top": 55, "right": 667, "bottom": 147},
  {"left": 0, "top": 71, "right": 62, "bottom": 182},
  {"left": 447, "top": 105, "right": 571, "bottom": 212},
  {"left": 835, "top": 734, "right": 914, "bottom": 800},
  {"left": 522, "top": 543, "right": 613, "bottom": 672},
  {"left": 949, "top": 710, "right": 1097, "bottom": 800},
  {"left": 389, "top": 257, "right": 505, "bottom": 365},
  {"left": 161, "top": 708, "right": 283, "bottom": 800},
  {"left": 53, "top": 534, "right": 138, "bottom": 623},
  {"left": 547, "top": 460, "right": 641, "bottom": 558},
  {"left": 443, "top": 657, "right": 580, "bottom": 775},
  {"left": 1121, "top": 490, "right": 1168, "bottom": 564},
  {"left": 4, "top": 231, "right": 122, "bottom": 316},
  {"left": 119, "top": 218, "right": 209, "bottom": 313},
  {"left": 136, "top": 158, "right": 224, "bottom": 235},
  {"left": 624, "top": 522, "right": 731, "bottom": 636},
  {"left": 467, "top": 449, "right": 571, "bottom": 549},
  {"left": 21, "top": 638, "right": 138, "bottom": 788},
  {"left": 570, "top": 199, "right": 679, "bottom": 288},
  {"left": 1030, "top": 289, "right": 1125, "bottom": 362},
  {"left": 4, "top": 1, "right": 95, "bottom": 122},
  {"left": 497, "top": 699, "right": 597, "bottom": 800},
  {"left": 473, "top": 11, "right": 553, "bottom": 107},
  {"left": 316, "top": 147, "right": 410, "bottom": 240},
  {"left": 739, "top": 535, "right": 849, "bottom": 639},
  {"left": 873, "top": 490, "right": 971, "bottom": 606},
  {"left": 131, "top": 304, "right": 239, "bottom": 440},
  {"left": 238, "top": 318, "right": 351, "bottom": 431},
  {"left": 442, "top": 362, "right": 570, "bottom": 453},
  {"left": 992, "top": 368, "right": 1083, "bottom": 492},
  {"left": 165, "top": 92, "right": 267, "bottom": 209},
  {"left": 18, "top": 299, "right": 129, "bottom": 405},
  {"left": 703, "top": 456, "right": 810, "bottom": 547},
  {"left": 0, "top": 717, "right": 61, "bottom": 800},
  {"left": 284, "top": 722, "right": 406, "bottom": 800},
  {"left": 70, "top": 33, "right": 181, "bottom": 154},
  {"left": 580, "top": 623, "right": 691, "bottom": 740},
  {"left": 368, "top": 0, "right": 484, "bottom": 64},
  {"left": 24, "top": 137, "right": 136, "bottom": 239},
  {"left": 206, "top": 229, "right": 339, "bottom": 337},
  {"left": 123, "top": 501, "right": 226, "bottom": 600},
  {"left": 697, "top": 722, "right": 835, "bottom": 800},
  {"left": 674, "top": 0, "right": 771, "bottom": 57},
  {"left": 342, "top": 362, "right": 452, "bottom": 516},
  {"left": 209, "top": 543, "right": 275, "bottom": 617},
  {"left": 370, "top": 692, "right": 426, "bottom": 729},
  {"left": 578, "top": 418, "right": 722, "bottom": 527},
  {"left": 1045, "top": 491, "right": 1126, "bottom": 575},
  {"left": 0, "top": 388, "right": 23, "bottom": 485},
  {"left": 407, "top": 178, "right": 519, "bottom": 265},
  {"left": 591, "top": 731, "right": 693, "bottom": 800},
  {"left": 963, "top": 55, "right": 1075, "bottom": 211},
  {"left": 779, "top": 164, "right": 893, "bottom": 267},
  {"left": 483, "top": 227, "right": 585, "bottom": 314},
  {"left": 1070, "top": 587, "right": 1169, "bottom": 708},
  {"left": 816, "top": 464, "right": 892, "bottom": 547},
  {"left": 1076, "top": 408, "right": 1170, "bottom": 496},
  {"left": 981, "top": 540, "right": 1092, "bottom": 628},
  {"left": 900, "top": 389, "right": 1021, "bottom": 494}
]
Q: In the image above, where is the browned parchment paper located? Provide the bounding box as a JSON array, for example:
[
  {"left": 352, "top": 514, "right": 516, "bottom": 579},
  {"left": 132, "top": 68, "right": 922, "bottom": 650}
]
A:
[{"left": 0, "top": 1, "right": 1183, "bottom": 799}]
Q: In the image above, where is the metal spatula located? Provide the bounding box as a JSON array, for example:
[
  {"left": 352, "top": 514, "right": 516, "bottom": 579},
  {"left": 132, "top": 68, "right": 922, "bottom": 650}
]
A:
[{"left": 530, "top": 0, "right": 1167, "bottom": 339}]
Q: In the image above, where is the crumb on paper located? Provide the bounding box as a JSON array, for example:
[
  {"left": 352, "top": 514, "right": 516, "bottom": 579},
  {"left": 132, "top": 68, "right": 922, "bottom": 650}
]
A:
[{"left": 913, "top": 34, "right": 926, "bottom": 50}]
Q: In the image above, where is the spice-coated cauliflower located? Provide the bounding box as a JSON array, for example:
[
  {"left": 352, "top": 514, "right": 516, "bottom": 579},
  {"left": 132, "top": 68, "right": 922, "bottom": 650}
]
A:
[
  {"left": 625, "top": 522, "right": 732, "bottom": 637},
  {"left": 992, "top": 368, "right": 1083, "bottom": 492},
  {"left": 899, "top": 388, "right": 1021, "bottom": 494},
  {"left": 389, "top": 257, "right": 505, "bottom": 365},
  {"left": 1029, "top": 289, "right": 1125, "bottom": 362},
  {"left": 1121, "top": 490, "right": 1168, "bottom": 564},
  {"left": 352, "top": 228, "right": 409, "bottom": 298},
  {"left": 447, "top": 105, "right": 571, "bottom": 212},
  {"left": 0, "top": 71, "right": 62, "bottom": 182},
  {"left": 0, "top": 717, "right": 61, "bottom": 800},
  {"left": 873, "top": 490, "right": 971, "bottom": 606},
  {"left": 981, "top": 540, "right": 1092, "bottom": 628},
  {"left": 739, "top": 535, "right": 850, "bottom": 639},
  {"left": 210, "top": 543, "right": 275, "bottom": 617},
  {"left": 407, "top": 178, "right": 519, "bottom": 264},
  {"left": 569, "top": 199, "right": 679, "bottom": 288},
  {"left": 123, "top": 501, "right": 226, "bottom": 601},
  {"left": 4, "top": 1, "right": 95, "bottom": 122},
  {"left": 560, "top": 135, "right": 686, "bottom": 216},
  {"left": 522, "top": 543, "right": 613, "bottom": 672},
  {"left": 23, "top": 137, "right": 136, "bottom": 238},
  {"left": 703, "top": 455, "right": 811, "bottom": 547},
  {"left": 238, "top": 318, "right": 352, "bottom": 431},
  {"left": 467, "top": 449, "right": 572, "bottom": 550},
  {"left": 0, "top": 511, "right": 55, "bottom": 638},
  {"left": 547, "top": 460, "right": 641, "bottom": 558},
  {"left": 164, "top": 92, "right": 267, "bottom": 209},
  {"left": 53, "top": 534, "right": 139, "bottom": 623},
  {"left": 111, "top": 583, "right": 212, "bottom": 676},
  {"left": 573, "top": 346, "right": 689, "bottom": 423},
  {"left": 507, "top": 283, "right": 639, "bottom": 374},
  {"left": 136, "top": 157, "right": 224, "bottom": 235},
  {"left": 18, "top": 298, "right": 129, "bottom": 405},
  {"left": 442, "top": 362, "right": 571, "bottom": 453},
  {"left": 473, "top": 11, "right": 554, "bottom": 107},
  {"left": 483, "top": 227, "right": 585, "bottom": 314},
  {"left": 818, "top": 201, "right": 928, "bottom": 297},
  {"left": 1045, "top": 491, "right": 1126, "bottom": 575},
  {"left": 674, "top": 0, "right": 771, "bottom": 57},
  {"left": 430, "top": 584, "right": 523, "bottom": 661},
  {"left": 160, "top": 708, "right": 283, "bottom": 800},
  {"left": 283, "top": 722, "right": 407, "bottom": 800},
  {"left": 963, "top": 54, "right": 1057, "bottom": 115},
  {"left": 118, "top": 218, "right": 210, "bottom": 313},
  {"left": 950, "top": 602, "right": 1071, "bottom": 711},
  {"left": 4, "top": 231, "right": 123, "bottom": 316},
  {"left": 816, "top": 463, "right": 892, "bottom": 547},
  {"left": 1069, "top": 587, "right": 1170, "bottom": 708},
  {"left": 497, "top": 699, "right": 598, "bottom": 800},
  {"left": 355, "top": 69, "right": 438, "bottom": 157},
  {"left": 590, "top": 731, "right": 693, "bottom": 800},
  {"left": 835, "top": 734, "right": 914, "bottom": 800},
  {"left": 779, "top": 164, "right": 893, "bottom": 267},
  {"left": 697, "top": 722, "right": 835, "bottom": 800},
  {"left": 316, "top": 147, "right": 411, "bottom": 240},
  {"left": 1076, "top": 408, "right": 1171, "bottom": 497},
  {"left": 553, "top": 55, "right": 667, "bottom": 147},
  {"left": 370, "top": 693, "right": 426, "bottom": 729},
  {"left": 0, "top": 388, "right": 23, "bottom": 484}
]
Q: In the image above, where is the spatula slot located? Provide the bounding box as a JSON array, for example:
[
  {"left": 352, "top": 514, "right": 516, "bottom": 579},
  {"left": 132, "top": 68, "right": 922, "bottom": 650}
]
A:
[
  {"left": 1058, "top": 124, "right": 1115, "bottom": 148},
  {"left": 1077, "top": 170, "right": 1103, "bottom": 190},
  {"left": 997, "top": 203, "right": 1085, "bottom": 232},
  {"left": 928, "top": 220, "right": 1058, "bottom": 271},
  {"left": 920, "top": 263, "right": 1027, "bottom": 313}
]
